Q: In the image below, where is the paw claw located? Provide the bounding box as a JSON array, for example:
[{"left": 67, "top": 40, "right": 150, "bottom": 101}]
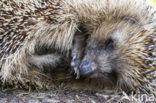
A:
[
  {"left": 71, "top": 54, "right": 81, "bottom": 79},
  {"left": 74, "top": 67, "right": 80, "bottom": 79}
]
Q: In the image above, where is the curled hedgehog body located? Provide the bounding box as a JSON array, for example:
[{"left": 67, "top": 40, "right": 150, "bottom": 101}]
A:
[
  {"left": 0, "top": 0, "right": 78, "bottom": 86},
  {"left": 0, "top": 0, "right": 156, "bottom": 93}
]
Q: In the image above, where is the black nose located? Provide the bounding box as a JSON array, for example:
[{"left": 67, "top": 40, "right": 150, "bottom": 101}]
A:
[{"left": 79, "top": 61, "right": 97, "bottom": 76}]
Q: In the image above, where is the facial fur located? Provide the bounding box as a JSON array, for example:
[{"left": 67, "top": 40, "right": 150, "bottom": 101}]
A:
[{"left": 71, "top": 0, "right": 156, "bottom": 92}]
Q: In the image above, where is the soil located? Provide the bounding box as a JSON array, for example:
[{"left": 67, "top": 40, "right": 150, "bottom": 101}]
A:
[
  {"left": 1, "top": 87, "right": 155, "bottom": 103},
  {"left": 0, "top": 88, "right": 131, "bottom": 103}
]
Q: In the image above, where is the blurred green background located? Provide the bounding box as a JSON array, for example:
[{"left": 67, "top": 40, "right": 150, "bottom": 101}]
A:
[
  {"left": 152, "top": 0, "right": 156, "bottom": 5},
  {"left": 147, "top": 0, "right": 156, "bottom": 6}
]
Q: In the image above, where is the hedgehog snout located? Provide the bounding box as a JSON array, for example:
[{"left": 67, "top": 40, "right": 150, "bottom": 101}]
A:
[{"left": 78, "top": 48, "right": 117, "bottom": 79}]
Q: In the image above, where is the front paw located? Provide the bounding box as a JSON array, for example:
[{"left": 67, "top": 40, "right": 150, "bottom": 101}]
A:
[{"left": 71, "top": 49, "right": 81, "bottom": 79}]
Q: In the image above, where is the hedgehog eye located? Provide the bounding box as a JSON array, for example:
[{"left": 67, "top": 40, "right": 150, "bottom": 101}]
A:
[
  {"left": 105, "top": 38, "right": 114, "bottom": 50},
  {"left": 123, "top": 16, "right": 138, "bottom": 24},
  {"left": 99, "top": 38, "right": 114, "bottom": 51}
]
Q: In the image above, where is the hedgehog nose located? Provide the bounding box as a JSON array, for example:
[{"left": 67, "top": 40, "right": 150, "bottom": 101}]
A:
[{"left": 79, "top": 61, "right": 97, "bottom": 77}]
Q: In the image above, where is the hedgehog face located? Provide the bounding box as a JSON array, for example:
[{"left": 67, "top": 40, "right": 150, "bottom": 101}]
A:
[
  {"left": 79, "top": 37, "right": 117, "bottom": 78},
  {"left": 75, "top": 16, "right": 148, "bottom": 89}
]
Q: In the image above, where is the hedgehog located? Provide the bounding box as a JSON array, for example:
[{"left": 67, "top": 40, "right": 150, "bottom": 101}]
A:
[{"left": 0, "top": 0, "right": 156, "bottom": 93}]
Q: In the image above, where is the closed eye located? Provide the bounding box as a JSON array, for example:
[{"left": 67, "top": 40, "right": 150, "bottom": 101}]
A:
[
  {"left": 104, "top": 38, "right": 114, "bottom": 50},
  {"left": 98, "top": 38, "right": 114, "bottom": 51}
]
